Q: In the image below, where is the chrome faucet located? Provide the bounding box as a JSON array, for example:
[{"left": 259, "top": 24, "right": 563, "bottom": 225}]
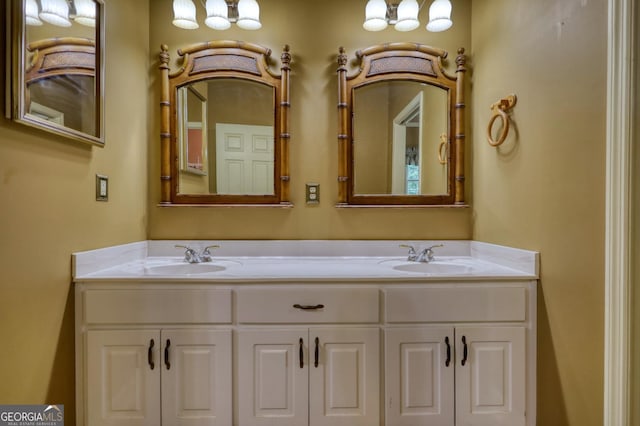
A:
[
  {"left": 175, "top": 244, "right": 220, "bottom": 263},
  {"left": 400, "top": 244, "right": 443, "bottom": 263}
]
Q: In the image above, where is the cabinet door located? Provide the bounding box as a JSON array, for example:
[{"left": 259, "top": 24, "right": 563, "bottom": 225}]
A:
[
  {"left": 161, "top": 329, "right": 232, "bottom": 426},
  {"left": 87, "top": 330, "right": 161, "bottom": 426},
  {"left": 455, "top": 326, "right": 526, "bottom": 426},
  {"left": 385, "top": 327, "right": 455, "bottom": 426},
  {"left": 237, "top": 329, "right": 309, "bottom": 426},
  {"left": 309, "top": 328, "right": 380, "bottom": 426}
]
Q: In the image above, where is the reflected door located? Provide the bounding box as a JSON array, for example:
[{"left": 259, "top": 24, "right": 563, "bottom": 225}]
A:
[{"left": 215, "top": 123, "right": 274, "bottom": 195}]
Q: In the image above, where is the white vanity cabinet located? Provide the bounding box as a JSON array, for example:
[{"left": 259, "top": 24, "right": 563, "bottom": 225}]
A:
[
  {"left": 384, "top": 283, "right": 534, "bottom": 426},
  {"left": 74, "top": 240, "right": 539, "bottom": 426},
  {"left": 235, "top": 287, "right": 381, "bottom": 426},
  {"left": 75, "top": 286, "right": 233, "bottom": 426}
]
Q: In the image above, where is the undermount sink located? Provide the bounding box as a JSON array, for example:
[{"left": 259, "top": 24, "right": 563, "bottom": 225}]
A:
[
  {"left": 144, "top": 263, "right": 227, "bottom": 275},
  {"left": 388, "top": 261, "right": 474, "bottom": 274}
]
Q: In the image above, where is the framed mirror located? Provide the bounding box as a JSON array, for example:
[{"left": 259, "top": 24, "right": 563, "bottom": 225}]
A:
[
  {"left": 337, "top": 43, "right": 467, "bottom": 206},
  {"left": 6, "top": 0, "right": 104, "bottom": 145},
  {"left": 159, "top": 41, "right": 292, "bottom": 205}
]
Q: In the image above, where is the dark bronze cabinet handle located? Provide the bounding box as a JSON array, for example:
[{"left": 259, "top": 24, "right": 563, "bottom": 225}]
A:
[
  {"left": 148, "top": 339, "right": 155, "bottom": 370},
  {"left": 293, "top": 304, "right": 325, "bottom": 310},
  {"left": 299, "top": 338, "right": 304, "bottom": 368},
  {"left": 164, "top": 339, "right": 171, "bottom": 370},
  {"left": 445, "top": 336, "right": 451, "bottom": 367},
  {"left": 314, "top": 337, "right": 319, "bottom": 368},
  {"left": 461, "top": 336, "right": 468, "bottom": 366}
]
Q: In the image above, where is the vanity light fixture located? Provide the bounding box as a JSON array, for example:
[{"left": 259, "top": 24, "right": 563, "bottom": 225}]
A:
[
  {"left": 26, "top": 0, "right": 96, "bottom": 27},
  {"left": 363, "top": 0, "right": 452, "bottom": 32},
  {"left": 173, "top": 0, "right": 262, "bottom": 31}
]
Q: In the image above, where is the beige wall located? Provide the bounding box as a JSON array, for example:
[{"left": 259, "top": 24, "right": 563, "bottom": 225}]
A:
[
  {"left": 0, "top": 1, "right": 149, "bottom": 423},
  {"left": 471, "top": 0, "right": 606, "bottom": 425},
  {"left": 0, "top": 0, "right": 610, "bottom": 424},
  {"left": 148, "top": 0, "right": 473, "bottom": 240}
]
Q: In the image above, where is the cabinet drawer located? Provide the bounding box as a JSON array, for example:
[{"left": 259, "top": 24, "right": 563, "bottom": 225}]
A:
[
  {"left": 385, "top": 286, "right": 527, "bottom": 323},
  {"left": 83, "top": 289, "right": 232, "bottom": 324},
  {"left": 237, "top": 288, "right": 379, "bottom": 323}
]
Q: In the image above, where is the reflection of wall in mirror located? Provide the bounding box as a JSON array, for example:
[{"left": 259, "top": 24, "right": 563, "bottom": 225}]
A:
[
  {"left": 26, "top": 14, "right": 95, "bottom": 44},
  {"left": 206, "top": 80, "right": 273, "bottom": 194},
  {"left": 179, "top": 82, "right": 209, "bottom": 195},
  {"left": 353, "top": 83, "right": 391, "bottom": 194},
  {"left": 421, "top": 88, "right": 448, "bottom": 195}
]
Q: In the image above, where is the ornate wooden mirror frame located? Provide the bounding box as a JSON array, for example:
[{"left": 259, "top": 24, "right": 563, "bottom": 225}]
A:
[
  {"left": 159, "top": 41, "right": 291, "bottom": 206},
  {"left": 337, "top": 43, "right": 467, "bottom": 206}
]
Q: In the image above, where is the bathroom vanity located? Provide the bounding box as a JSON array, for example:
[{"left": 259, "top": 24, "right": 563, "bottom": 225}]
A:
[{"left": 73, "top": 240, "right": 538, "bottom": 426}]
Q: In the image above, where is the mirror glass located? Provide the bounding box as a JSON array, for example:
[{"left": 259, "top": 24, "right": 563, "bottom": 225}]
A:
[
  {"left": 10, "top": 0, "right": 104, "bottom": 145},
  {"left": 353, "top": 81, "right": 448, "bottom": 196},
  {"left": 177, "top": 78, "right": 275, "bottom": 196}
]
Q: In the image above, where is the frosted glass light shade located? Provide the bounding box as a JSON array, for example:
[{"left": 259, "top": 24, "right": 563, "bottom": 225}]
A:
[
  {"left": 205, "top": 0, "right": 231, "bottom": 30},
  {"left": 363, "top": 0, "right": 388, "bottom": 31},
  {"left": 39, "top": 0, "right": 71, "bottom": 27},
  {"left": 426, "top": 0, "right": 452, "bottom": 32},
  {"left": 236, "top": 0, "right": 261, "bottom": 30},
  {"left": 172, "top": 0, "right": 199, "bottom": 29},
  {"left": 26, "top": 0, "right": 43, "bottom": 26},
  {"left": 73, "top": 0, "right": 96, "bottom": 27},
  {"left": 394, "top": 0, "right": 419, "bottom": 31}
]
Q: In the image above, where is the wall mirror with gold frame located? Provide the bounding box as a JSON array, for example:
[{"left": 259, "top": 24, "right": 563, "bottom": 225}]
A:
[
  {"left": 337, "top": 43, "right": 467, "bottom": 206},
  {"left": 159, "top": 41, "right": 291, "bottom": 205},
  {"left": 6, "top": 0, "right": 104, "bottom": 146}
]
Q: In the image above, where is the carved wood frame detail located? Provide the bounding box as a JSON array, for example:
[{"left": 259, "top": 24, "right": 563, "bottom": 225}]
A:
[
  {"left": 159, "top": 41, "right": 291, "bottom": 206},
  {"left": 337, "top": 43, "right": 467, "bottom": 206}
]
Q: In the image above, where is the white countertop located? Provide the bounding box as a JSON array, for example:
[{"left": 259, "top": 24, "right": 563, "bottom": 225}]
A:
[{"left": 72, "top": 240, "right": 539, "bottom": 283}]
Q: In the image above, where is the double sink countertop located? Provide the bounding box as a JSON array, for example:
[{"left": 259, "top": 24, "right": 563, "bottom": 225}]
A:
[{"left": 72, "top": 240, "right": 539, "bottom": 283}]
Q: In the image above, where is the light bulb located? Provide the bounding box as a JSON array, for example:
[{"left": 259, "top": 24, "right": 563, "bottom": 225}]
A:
[
  {"left": 426, "top": 0, "right": 452, "bottom": 32},
  {"left": 237, "top": 0, "right": 261, "bottom": 30},
  {"left": 74, "top": 0, "right": 96, "bottom": 27},
  {"left": 363, "top": 0, "right": 388, "bottom": 31},
  {"left": 205, "top": 0, "right": 231, "bottom": 30},
  {"left": 26, "top": 0, "right": 43, "bottom": 26},
  {"left": 172, "top": 0, "right": 199, "bottom": 29},
  {"left": 39, "top": 0, "right": 71, "bottom": 27},
  {"left": 395, "top": 0, "right": 420, "bottom": 32}
]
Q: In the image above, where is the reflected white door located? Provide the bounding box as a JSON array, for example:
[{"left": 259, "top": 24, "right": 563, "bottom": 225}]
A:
[{"left": 215, "top": 123, "right": 274, "bottom": 195}]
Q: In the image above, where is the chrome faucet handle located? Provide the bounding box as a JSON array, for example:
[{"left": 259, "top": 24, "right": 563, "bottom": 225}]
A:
[
  {"left": 175, "top": 244, "right": 198, "bottom": 263},
  {"left": 200, "top": 245, "right": 220, "bottom": 262},
  {"left": 419, "top": 244, "right": 444, "bottom": 262},
  {"left": 399, "top": 244, "right": 418, "bottom": 261}
]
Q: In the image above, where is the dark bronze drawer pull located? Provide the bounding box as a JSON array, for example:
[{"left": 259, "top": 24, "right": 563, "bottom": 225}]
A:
[{"left": 293, "top": 304, "right": 325, "bottom": 310}]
